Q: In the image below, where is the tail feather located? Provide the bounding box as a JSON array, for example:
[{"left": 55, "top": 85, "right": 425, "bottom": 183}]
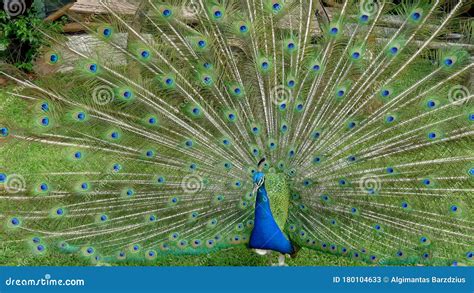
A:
[{"left": 0, "top": 0, "right": 473, "bottom": 265}]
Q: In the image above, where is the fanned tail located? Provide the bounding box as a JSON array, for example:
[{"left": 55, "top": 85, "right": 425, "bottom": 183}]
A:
[{"left": 0, "top": 0, "right": 473, "bottom": 265}]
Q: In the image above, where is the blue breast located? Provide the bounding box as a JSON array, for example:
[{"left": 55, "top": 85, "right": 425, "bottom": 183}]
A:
[{"left": 249, "top": 184, "right": 294, "bottom": 254}]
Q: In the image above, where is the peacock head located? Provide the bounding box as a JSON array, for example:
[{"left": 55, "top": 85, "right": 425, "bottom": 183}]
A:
[{"left": 252, "top": 158, "right": 266, "bottom": 193}]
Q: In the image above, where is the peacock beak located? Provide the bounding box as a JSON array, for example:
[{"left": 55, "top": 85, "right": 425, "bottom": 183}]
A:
[
  {"left": 252, "top": 178, "right": 264, "bottom": 195},
  {"left": 252, "top": 183, "right": 259, "bottom": 195}
]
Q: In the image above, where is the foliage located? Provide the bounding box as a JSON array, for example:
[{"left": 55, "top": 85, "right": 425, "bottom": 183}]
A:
[{"left": 0, "top": 6, "right": 63, "bottom": 72}]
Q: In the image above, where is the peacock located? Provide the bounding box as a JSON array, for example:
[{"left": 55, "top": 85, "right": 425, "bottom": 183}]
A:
[{"left": 0, "top": 0, "right": 473, "bottom": 267}]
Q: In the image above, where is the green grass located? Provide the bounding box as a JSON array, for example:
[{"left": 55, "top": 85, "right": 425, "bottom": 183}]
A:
[{"left": 0, "top": 243, "right": 369, "bottom": 266}]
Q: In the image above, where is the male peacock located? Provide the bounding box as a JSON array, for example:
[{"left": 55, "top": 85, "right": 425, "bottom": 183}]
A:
[{"left": 0, "top": 0, "right": 473, "bottom": 267}]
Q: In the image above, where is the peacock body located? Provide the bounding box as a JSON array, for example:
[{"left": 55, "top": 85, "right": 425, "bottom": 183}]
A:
[{"left": 1, "top": 0, "right": 473, "bottom": 266}]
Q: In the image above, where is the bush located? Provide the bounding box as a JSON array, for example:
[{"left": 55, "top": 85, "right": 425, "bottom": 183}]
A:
[{"left": 0, "top": 3, "right": 63, "bottom": 72}]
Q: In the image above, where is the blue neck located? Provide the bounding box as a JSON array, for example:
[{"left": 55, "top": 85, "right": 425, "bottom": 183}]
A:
[
  {"left": 249, "top": 181, "right": 294, "bottom": 254},
  {"left": 256, "top": 184, "right": 269, "bottom": 204}
]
